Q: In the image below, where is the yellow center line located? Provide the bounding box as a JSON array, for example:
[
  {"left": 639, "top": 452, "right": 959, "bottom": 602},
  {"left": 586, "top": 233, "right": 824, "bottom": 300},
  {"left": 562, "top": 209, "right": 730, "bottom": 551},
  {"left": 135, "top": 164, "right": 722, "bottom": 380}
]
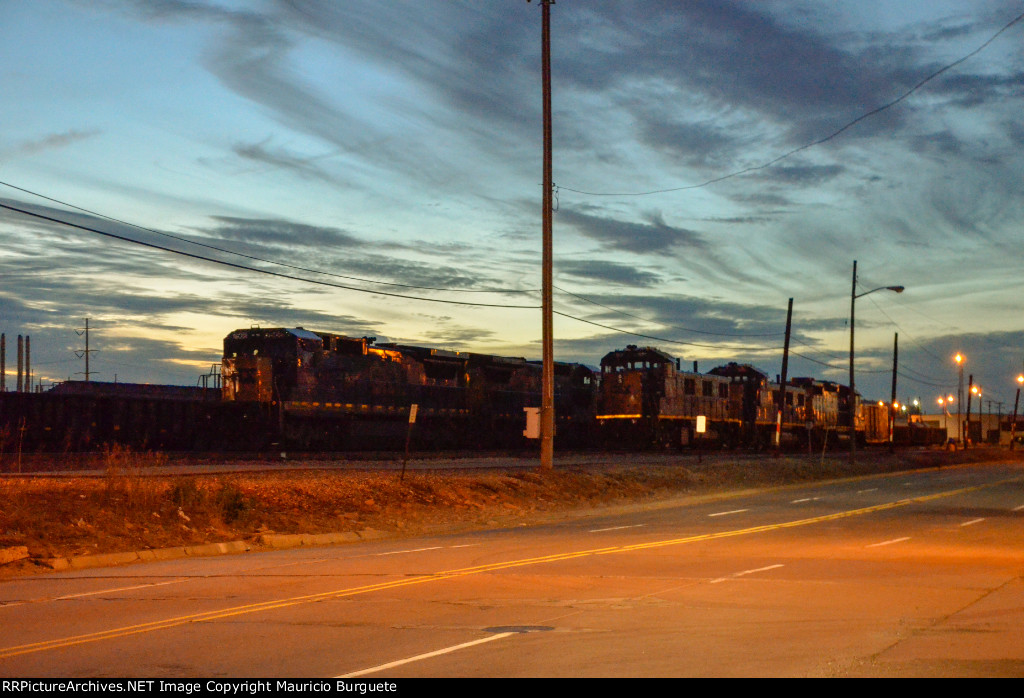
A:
[{"left": 0, "top": 478, "right": 1013, "bottom": 660}]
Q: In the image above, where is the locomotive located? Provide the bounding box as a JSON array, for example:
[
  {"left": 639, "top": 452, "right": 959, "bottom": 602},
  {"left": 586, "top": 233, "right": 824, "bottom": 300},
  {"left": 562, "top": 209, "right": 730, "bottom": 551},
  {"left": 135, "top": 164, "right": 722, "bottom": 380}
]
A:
[
  {"left": 596, "top": 345, "right": 861, "bottom": 450},
  {"left": 221, "top": 327, "right": 596, "bottom": 450},
  {"left": 0, "top": 330, "right": 939, "bottom": 454}
]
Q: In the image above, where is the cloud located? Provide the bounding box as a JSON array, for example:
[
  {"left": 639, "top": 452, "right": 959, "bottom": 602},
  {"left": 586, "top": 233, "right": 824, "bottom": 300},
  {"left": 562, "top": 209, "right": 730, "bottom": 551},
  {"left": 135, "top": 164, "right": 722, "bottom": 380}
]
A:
[
  {"left": 558, "top": 260, "right": 662, "bottom": 287},
  {"left": 558, "top": 209, "right": 706, "bottom": 254},
  {"left": 636, "top": 118, "right": 741, "bottom": 169},
  {"left": 231, "top": 139, "right": 341, "bottom": 183},
  {"left": 756, "top": 163, "right": 846, "bottom": 185},
  {"left": 201, "top": 216, "right": 361, "bottom": 250},
  {"left": 5, "top": 129, "right": 101, "bottom": 158}
]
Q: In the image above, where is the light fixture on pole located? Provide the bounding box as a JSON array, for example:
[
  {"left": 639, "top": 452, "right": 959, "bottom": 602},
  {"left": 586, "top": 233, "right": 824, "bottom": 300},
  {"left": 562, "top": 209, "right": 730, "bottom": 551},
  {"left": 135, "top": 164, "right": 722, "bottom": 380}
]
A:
[
  {"left": 971, "top": 384, "right": 982, "bottom": 446},
  {"left": 849, "top": 260, "right": 904, "bottom": 464},
  {"left": 955, "top": 353, "right": 964, "bottom": 447},
  {"left": 1011, "top": 375, "right": 1023, "bottom": 450},
  {"left": 938, "top": 395, "right": 954, "bottom": 438}
]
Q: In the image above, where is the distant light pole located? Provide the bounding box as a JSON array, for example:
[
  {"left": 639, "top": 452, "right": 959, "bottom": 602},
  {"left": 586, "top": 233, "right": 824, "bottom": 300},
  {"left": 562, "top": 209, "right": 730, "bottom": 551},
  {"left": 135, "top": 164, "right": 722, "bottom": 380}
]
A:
[
  {"left": 969, "top": 382, "right": 981, "bottom": 447},
  {"left": 955, "top": 353, "right": 964, "bottom": 447},
  {"left": 938, "top": 395, "right": 954, "bottom": 441},
  {"left": 1011, "top": 375, "right": 1023, "bottom": 450},
  {"left": 849, "top": 260, "right": 904, "bottom": 464}
]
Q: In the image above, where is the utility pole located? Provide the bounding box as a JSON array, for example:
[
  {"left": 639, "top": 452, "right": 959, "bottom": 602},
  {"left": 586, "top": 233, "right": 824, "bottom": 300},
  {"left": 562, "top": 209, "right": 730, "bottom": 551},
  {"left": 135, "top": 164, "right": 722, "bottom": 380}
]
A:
[
  {"left": 965, "top": 374, "right": 973, "bottom": 448},
  {"left": 1011, "top": 382, "right": 1021, "bottom": 450},
  {"left": 75, "top": 318, "right": 96, "bottom": 381},
  {"left": 849, "top": 261, "right": 857, "bottom": 464},
  {"left": 532, "top": 0, "right": 555, "bottom": 470},
  {"left": 774, "top": 298, "right": 793, "bottom": 455},
  {"left": 889, "top": 332, "right": 898, "bottom": 450}
]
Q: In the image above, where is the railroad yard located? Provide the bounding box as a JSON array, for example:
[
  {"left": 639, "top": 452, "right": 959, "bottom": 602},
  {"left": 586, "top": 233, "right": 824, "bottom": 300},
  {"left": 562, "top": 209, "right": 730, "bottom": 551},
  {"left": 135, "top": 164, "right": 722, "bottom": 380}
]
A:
[{"left": 2, "top": 446, "right": 1015, "bottom": 577}]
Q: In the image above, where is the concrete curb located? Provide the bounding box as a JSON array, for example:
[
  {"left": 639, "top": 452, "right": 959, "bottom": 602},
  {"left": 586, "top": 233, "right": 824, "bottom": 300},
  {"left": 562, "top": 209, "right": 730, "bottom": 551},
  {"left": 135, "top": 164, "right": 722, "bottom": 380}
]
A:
[
  {"left": 38, "top": 528, "right": 389, "bottom": 572},
  {"left": 259, "top": 528, "right": 387, "bottom": 548},
  {"left": 1, "top": 546, "right": 30, "bottom": 566},
  {"left": 41, "top": 540, "right": 252, "bottom": 571}
]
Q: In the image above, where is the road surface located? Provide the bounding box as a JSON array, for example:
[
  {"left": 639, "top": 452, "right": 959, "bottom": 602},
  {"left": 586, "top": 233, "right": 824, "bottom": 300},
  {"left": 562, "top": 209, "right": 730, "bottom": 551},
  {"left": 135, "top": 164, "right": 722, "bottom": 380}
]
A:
[{"left": 1, "top": 460, "right": 1022, "bottom": 677}]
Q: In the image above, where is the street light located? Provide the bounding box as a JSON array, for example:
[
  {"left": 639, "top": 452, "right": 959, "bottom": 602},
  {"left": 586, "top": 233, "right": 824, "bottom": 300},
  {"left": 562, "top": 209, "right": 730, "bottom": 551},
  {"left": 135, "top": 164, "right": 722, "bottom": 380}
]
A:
[
  {"left": 849, "top": 260, "right": 905, "bottom": 464},
  {"left": 938, "top": 395, "right": 954, "bottom": 438},
  {"left": 1011, "top": 375, "right": 1024, "bottom": 450},
  {"left": 971, "top": 384, "right": 983, "bottom": 445},
  {"left": 955, "top": 353, "right": 964, "bottom": 447}
]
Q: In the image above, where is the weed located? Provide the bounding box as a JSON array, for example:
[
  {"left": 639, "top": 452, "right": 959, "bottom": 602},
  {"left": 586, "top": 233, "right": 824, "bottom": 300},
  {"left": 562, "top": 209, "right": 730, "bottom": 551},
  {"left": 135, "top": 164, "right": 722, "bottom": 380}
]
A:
[
  {"left": 170, "top": 479, "right": 205, "bottom": 508},
  {"left": 101, "top": 445, "right": 166, "bottom": 512},
  {"left": 215, "top": 484, "right": 249, "bottom": 523}
]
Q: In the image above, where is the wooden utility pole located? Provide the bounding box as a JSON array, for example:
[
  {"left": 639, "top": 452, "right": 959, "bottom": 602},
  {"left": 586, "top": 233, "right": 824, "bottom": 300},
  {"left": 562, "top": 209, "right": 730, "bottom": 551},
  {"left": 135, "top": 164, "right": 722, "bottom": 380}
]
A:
[
  {"left": 965, "top": 374, "right": 973, "bottom": 448},
  {"left": 889, "top": 333, "right": 898, "bottom": 449},
  {"left": 849, "top": 261, "right": 857, "bottom": 464},
  {"left": 774, "top": 298, "right": 793, "bottom": 455},
  {"left": 536, "top": 0, "right": 555, "bottom": 469},
  {"left": 1011, "top": 388, "right": 1020, "bottom": 450}
]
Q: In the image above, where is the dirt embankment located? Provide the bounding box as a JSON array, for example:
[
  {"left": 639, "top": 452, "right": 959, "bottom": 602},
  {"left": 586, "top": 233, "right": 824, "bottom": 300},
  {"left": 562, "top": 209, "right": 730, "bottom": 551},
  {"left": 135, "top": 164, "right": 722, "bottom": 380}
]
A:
[{"left": 1, "top": 447, "right": 1017, "bottom": 576}]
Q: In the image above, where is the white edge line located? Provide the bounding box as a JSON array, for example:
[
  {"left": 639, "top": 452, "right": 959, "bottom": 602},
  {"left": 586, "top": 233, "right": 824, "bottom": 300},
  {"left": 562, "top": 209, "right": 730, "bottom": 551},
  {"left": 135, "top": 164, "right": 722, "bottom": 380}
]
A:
[
  {"left": 376, "top": 546, "right": 444, "bottom": 556},
  {"left": 338, "top": 632, "right": 516, "bottom": 678},
  {"left": 867, "top": 536, "right": 911, "bottom": 548},
  {"left": 710, "top": 563, "right": 784, "bottom": 584},
  {"left": 54, "top": 578, "right": 188, "bottom": 601}
]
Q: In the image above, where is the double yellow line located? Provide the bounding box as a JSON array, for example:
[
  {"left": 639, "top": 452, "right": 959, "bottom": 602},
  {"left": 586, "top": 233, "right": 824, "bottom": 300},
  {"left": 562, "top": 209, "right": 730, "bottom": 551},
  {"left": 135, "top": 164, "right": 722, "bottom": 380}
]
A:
[{"left": 0, "top": 479, "right": 1009, "bottom": 660}]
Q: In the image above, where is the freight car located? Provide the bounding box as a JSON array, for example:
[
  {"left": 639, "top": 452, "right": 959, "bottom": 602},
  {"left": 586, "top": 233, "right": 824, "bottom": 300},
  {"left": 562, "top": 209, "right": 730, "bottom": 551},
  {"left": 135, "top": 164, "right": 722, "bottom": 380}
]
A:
[
  {"left": 596, "top": 345, "right": 859, "bottom": 450},
  {"left": 221, "top": 327, "right": 596, "bottom": 450},
  {"left": 0, "top": 381, "right": 268, "bottom": 453}
]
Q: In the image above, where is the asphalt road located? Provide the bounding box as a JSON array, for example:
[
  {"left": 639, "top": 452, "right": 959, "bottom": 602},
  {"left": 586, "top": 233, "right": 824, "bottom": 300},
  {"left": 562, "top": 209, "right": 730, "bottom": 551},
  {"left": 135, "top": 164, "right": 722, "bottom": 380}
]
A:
[{"left": 1, "top": 460, "right": 1022, "bottom": 677}]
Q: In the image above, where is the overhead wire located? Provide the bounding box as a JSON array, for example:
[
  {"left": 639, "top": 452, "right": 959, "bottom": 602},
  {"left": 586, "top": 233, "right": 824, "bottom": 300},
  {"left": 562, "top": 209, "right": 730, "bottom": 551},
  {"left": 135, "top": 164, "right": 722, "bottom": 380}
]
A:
[
  {"left": 0, "top": 179, "right": 537, "bottom": 295},
  {"left": 0, "top": 202, "right": 540, "bottom": 310},
  {"left": 559, "top": 9, "right": 1024, "bottom": 197}
]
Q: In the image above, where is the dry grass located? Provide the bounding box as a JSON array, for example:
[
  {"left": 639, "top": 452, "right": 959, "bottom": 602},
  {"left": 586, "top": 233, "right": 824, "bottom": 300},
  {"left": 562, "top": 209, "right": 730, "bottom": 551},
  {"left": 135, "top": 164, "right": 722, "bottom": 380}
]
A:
[{"left": 1, "top": 446, "right": 1018, "bottom": 573}]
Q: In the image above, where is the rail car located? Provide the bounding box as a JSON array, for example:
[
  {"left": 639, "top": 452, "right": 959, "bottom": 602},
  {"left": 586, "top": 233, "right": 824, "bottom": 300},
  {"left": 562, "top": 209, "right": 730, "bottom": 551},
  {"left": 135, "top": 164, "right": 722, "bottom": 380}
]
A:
[
  {"left": 221, "top": 327, "right": 596, "bottom": 450},
  {"left": 0, "top": 331, "right": 947, "bottom": 455},
  {"left": 596, "top": 345, "right": 861, "bottom": 450},
  {"left": 0, "top": 382, "right": 267, "bottom": 452}
]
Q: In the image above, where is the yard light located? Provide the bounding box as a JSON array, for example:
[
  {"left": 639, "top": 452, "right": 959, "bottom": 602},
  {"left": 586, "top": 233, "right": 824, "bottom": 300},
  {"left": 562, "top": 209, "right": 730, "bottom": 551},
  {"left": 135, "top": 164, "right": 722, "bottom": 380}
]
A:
[{"left": 849, "top": 260, "right": 904, "bottom": 465}]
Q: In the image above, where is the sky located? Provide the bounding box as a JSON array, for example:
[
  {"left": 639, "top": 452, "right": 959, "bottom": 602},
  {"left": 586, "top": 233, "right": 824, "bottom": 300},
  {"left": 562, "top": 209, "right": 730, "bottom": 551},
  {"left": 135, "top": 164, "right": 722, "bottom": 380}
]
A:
[{"left": 1, "top": 0, "right": 1023, "bottom": 412}]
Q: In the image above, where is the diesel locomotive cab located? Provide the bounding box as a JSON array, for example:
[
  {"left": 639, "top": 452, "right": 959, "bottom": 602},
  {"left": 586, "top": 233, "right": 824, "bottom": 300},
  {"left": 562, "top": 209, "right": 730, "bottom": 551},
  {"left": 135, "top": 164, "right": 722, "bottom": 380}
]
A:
[{"left": 222, "top": 327, "right": 324, "bottom": 403}]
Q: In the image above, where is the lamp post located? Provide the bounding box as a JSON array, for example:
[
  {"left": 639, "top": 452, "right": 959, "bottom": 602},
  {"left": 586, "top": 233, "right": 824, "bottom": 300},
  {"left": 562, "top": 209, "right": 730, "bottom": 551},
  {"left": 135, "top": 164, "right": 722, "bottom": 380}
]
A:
[
  {"left": 849, "top": 260, "right": 904, "bottom": 464},
  {"left": 955, "top": 353, "right": 964, "bottom": 447},
  {"left": 969, "top": 383, "right": 981, "bottom": 447},
  {"left": 1011, "top": 375, "right": 1023, "bottom": 450},
  {"left": 938, "top": 395, "right": 954, "bottom": 442}
]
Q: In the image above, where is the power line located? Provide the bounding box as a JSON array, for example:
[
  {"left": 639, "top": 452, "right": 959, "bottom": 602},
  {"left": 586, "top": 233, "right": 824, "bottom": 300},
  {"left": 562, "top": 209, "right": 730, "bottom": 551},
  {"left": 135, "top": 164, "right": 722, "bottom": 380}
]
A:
[
  {"left": 0, "top": 201, "right": 540, "bottom": 310},
  {"left": 0, "top": 179, "right": 536, "bottom": 296},
  {"left": 560, "top": 10, "right": 1024, "bottom": 197}
]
